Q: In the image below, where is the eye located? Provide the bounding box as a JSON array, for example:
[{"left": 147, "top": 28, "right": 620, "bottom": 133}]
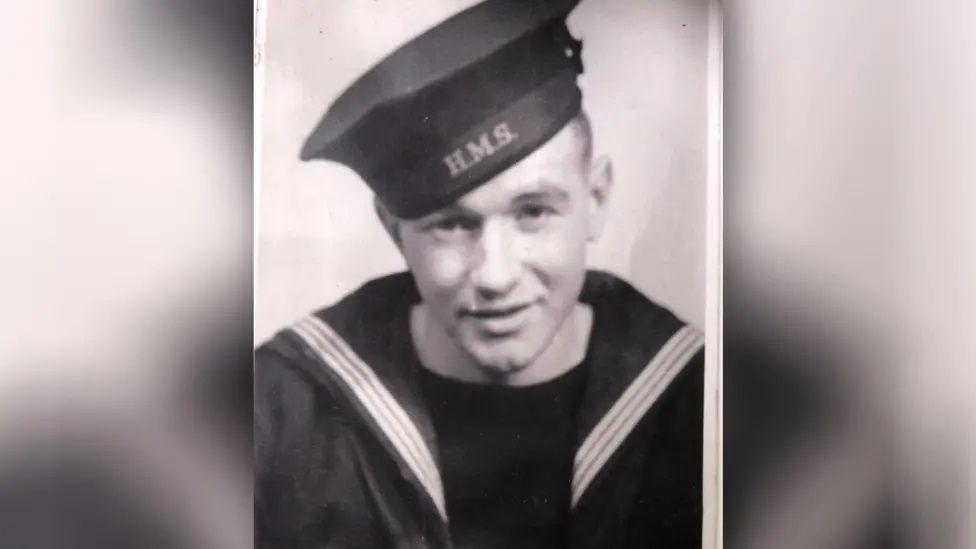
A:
[
  {"left": 520, "top": 204, "right": 551, "bottom": 218},
  {"left": 428, "top": 215, "right": 480, "bottom": 241},
  {"left": 435, "top": 216, "right": 476, "bottom": 231},
  {"left": 515, "top": 203, "right": 556, "bottom": 231}
]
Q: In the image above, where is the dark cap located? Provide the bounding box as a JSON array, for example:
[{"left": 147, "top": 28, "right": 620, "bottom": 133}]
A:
[{"left": 300, "top": 0, "right": 584, "bottom": 219}]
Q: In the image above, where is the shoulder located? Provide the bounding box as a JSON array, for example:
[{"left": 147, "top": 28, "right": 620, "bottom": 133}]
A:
[
  {"left": 580, "top": 271, "right": 704, "bottom": 445},
  {"left": 256, "top": 271, "right": 417, "bottom": 354},
  {"left": 312, "top": 271, "right": 420, "bottom": 333},
  {"left": 581, "top": 269, "right": 695, "bottom": 341},
  {"left": 254, "top": 271, "right": 418, "bottom": 413},
  {"left": 578, "top": 270, "right": 703, "bottom": 409}
]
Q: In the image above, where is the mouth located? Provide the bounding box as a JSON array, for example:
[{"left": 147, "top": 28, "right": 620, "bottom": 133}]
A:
[
  {"left": 465, "top": 303, "right": 531, "bottom": 319},
  {"left": 462, "top": 302, "right": 534, "bottom": 335}
]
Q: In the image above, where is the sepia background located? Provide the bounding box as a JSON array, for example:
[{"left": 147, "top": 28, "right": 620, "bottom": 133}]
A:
[{"left": 256, "top": 0, "right": 710, "bottom": 342}]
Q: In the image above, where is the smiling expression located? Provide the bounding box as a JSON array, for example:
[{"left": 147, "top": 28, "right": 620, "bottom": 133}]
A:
[{"left": 386, "top": 114, "right": 611, "bottom": 376}]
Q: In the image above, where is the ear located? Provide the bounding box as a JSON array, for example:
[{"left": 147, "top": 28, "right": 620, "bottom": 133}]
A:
[
  {"left": 586, "top": 155, "right": 613, "bottom": 242},
  {"left": 373, "top": 197, "right": 403, "bottom": 250}
]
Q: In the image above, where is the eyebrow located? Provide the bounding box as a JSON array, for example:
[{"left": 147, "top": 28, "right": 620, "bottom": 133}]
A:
[
  {"left": 513, "top": 182, "right": 571, "bottom": 203},
  {"left": 419, "top": 203, "right": 479, "bottom": 221},
  {"left": 416, "top": 181, "right": 571, "bottom": 222}
]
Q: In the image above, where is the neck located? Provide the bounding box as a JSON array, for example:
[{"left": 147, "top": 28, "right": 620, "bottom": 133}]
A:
[{"left": 410, "top": 303, "right": 593, "bottom": 387}]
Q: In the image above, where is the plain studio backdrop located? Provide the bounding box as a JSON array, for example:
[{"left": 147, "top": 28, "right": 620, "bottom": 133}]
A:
[{"left": 256, "top": 0, "right": 709, "bottom": 343}]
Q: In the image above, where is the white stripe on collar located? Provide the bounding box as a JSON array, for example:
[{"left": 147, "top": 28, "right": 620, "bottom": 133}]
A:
[
  {"left": 572, "top": 324, "right": 704, "bottom": 507},
  {"left": 290, "top": 316, "right": 448, "bottom": 522}
]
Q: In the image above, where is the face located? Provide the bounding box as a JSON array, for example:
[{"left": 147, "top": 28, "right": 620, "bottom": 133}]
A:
[{"left": 388, "top": 118, "right": 612, "bottom": 375}]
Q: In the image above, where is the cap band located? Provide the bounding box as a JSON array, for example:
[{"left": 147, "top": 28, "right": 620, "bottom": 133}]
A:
[{"left": 386, "top": 69, "right": 582, "bottom": 218}]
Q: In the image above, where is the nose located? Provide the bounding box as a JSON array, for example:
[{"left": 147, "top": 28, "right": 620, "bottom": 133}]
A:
[{"left": 470, "top": 219, "right": 520, "bottom": 300}]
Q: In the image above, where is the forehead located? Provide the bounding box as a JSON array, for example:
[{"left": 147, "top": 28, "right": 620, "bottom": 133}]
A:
[{"left": 444, "top": 122, "right": 589, "bottom": 213}]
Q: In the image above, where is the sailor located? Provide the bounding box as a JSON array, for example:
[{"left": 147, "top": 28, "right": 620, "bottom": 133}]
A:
[{"left": 255, "top": 1, "right": 704, "bottom": 547}]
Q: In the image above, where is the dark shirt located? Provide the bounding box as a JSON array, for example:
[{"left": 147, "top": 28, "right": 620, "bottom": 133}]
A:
[
  {"left": 255, "top": 271, "right": 704, "bottom": 548},
  {"left": 419, "top": 363, "right": 588, "bottom": 549}
]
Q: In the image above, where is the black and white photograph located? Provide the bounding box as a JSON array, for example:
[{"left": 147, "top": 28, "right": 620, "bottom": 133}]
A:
[
  {"left": 255, "top": 0, "right": 720, "bottom": 547},
  {"left": 5, "top": 0, "right": 976, "bottom": 548}
]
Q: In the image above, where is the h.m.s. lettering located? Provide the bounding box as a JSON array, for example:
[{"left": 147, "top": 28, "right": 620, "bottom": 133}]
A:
[{"left": 442, "top": 122, "right": 519, "bottom": 178}]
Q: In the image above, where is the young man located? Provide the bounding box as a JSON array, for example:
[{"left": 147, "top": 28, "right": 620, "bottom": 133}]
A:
[{"left": 255, "top": 1, "right": 704, "bottom": 547}]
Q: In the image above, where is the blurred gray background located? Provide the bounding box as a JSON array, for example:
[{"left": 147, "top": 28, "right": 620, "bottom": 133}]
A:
[{"left": 723, "top": 1, "right": 976, "bottom": 548}]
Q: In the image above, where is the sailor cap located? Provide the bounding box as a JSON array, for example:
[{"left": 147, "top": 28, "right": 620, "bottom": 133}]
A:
[{"left": 300, "top": 0, "right": 584, "bottom": 219}]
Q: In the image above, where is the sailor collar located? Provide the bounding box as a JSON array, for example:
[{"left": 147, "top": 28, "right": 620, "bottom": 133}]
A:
[{"left": 281, "top": 271, "right": 703, "bottom": 524}]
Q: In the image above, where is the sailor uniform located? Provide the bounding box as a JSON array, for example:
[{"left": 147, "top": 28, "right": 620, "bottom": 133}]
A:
[
  {"left": 419, "top": 360, "right": 585, "bottom": 548},
  {"left": 264, "top": 1, "right": 705, "bottom": 545},
  {"left": 255, "top": 271, "right": 703, "bottom": 548}
]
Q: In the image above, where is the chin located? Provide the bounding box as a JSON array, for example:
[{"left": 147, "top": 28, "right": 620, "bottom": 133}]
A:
[
  {"left": 463, "top": 340, "right": 541, "bottom": 377},
  {"left": 473, "top": 356, "right": 530, "bottom": 377}
]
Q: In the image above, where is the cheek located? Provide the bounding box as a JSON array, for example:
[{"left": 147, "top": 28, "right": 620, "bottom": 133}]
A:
[
  {"left": 517, "top": 216, "right": 589, "bottom": 284},
  {"left": 402, "top": 237, "right": 470, "bottom": 298}
]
